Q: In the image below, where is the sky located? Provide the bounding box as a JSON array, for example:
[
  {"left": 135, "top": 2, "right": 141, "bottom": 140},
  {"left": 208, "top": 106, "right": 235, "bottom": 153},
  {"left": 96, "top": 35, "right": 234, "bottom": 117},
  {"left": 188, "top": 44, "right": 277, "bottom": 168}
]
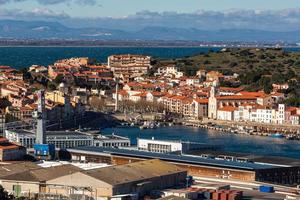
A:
[{"left": 1, "top": 0, "right": 300, "bottom": 31}]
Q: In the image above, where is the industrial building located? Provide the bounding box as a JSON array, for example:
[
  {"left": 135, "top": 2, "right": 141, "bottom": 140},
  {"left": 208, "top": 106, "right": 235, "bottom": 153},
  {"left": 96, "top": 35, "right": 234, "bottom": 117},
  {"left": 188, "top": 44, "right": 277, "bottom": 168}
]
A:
[
  {"left": 94, "top": 134, "right": 130, "bottom": 148},
  {"left": 5, "top": 129, "right": 93, "bottom": 149},
  {"left": 0, "top": 163, "right": 81, "bottom": 198},
  {"left": 66, "top": 146, "right": 300, "bottom": 186},
  {"left": 0, "top": 159, "right": 187, "bottom": 199},
  {"left": 0, "top": 137, "right": 26, "bottom": 161}
]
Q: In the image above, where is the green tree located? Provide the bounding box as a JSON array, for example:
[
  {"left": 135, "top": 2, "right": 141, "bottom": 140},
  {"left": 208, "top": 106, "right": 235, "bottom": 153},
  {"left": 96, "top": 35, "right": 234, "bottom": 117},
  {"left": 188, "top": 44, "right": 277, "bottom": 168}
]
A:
[
  {"left": 54, "top": 74, "right": 64, "bottom": 84},
  {"left": 0, "top": 185, "right": 11, "bottom": 200},
  {"left": 47, "top": 81, "right": 57, "bottom": 91}
]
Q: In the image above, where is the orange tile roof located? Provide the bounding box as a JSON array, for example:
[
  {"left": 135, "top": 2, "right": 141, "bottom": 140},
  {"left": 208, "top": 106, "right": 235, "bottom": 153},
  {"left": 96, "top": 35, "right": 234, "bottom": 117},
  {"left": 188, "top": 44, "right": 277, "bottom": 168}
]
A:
[
  {"left": 194, "top": 98, "right": 209, "bottom": 104},
  {"left": 118, "top": 90, "right": 129, "bottom": 96},
  {"left": 218, "top": 106, "right": 237, "bottom": 112},
  {"left": 216, "top": 95, "right": 257, "bottom": 100},
  {"left": 238, "top": 91, "right": 265, "bottom": 97},
  {"left": 219, "top": 87, "right": 244, "bottom": 92}
]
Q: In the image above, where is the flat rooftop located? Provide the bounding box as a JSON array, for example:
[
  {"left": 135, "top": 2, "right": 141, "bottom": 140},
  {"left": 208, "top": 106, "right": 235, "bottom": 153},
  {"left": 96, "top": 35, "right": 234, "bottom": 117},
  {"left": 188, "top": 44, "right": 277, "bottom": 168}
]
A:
[
  {"left": 68, "top": 146, "right": 279, "bottom": 171},
  {"left": 188, "top": 150, "right": 300, "bottom": 167},
  {"left": 7, "top": 130, "right": 92, "bottom": 137}
]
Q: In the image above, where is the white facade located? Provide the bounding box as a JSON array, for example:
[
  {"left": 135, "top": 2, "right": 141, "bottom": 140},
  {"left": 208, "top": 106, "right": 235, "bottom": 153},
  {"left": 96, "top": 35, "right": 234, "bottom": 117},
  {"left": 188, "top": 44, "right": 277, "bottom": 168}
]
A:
[
  {"left": 156, "top": 66, "right": 184, "bottom": 78},
  {"left": 276, "top": 104, "right": 285, "bottom": 124},
  {"left": 5, "top": 130, "right": 93, "bottom": 149},
  {"left": 186, "top": 78, "right": 200, "bottom": 86},
  {"left": 217, "top": 110, "right": 235, "bottom": 121},
  {"left": 250, "top": 108, "right": 276, "bottom": 124},
  {"left": 137, "top": 138, "right": 183, "bottom": 153},
  {"left": 234, "top": 106, "right": 251, "bottom": 122},
  {"left": 290, "top": 115, "right": 300, "bottom": 125},
  {"left": 93, "top": 134, "right": 130, "bottom": 148}
]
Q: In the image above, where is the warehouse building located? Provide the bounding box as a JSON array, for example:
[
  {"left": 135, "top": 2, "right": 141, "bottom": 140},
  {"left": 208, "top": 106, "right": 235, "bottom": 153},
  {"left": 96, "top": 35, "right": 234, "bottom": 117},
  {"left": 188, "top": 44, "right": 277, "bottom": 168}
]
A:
[
  {"left": 0, "top": 137, "right": 26, "bottom": 161},
  {"left": 0, "top": 163, "right": 81, "bottom": 198},
  {"left": 0, "top": 160, "right": 186, "bottom": 199},
  {"left": 48, "top": 159, "right": 187, "bottom": 199},
  {"left": 94, "top": 134, "right": 130, "bottom": 148},
  {"left": 66, "top": 146, "right": 300, "bottom": 186},
  {"left": 5, "top": 129, "right": 93, "bottom": 149}
]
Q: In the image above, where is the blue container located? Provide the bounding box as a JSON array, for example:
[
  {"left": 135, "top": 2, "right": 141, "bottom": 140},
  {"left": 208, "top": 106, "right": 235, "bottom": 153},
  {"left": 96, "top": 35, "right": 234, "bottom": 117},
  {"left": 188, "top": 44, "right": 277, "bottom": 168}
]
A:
[
  {"left": 259, "top": 185, "right": 274, "bottom": 193},
  {"left": 34, "top": 144, "right": 55, "bottom": 159}
]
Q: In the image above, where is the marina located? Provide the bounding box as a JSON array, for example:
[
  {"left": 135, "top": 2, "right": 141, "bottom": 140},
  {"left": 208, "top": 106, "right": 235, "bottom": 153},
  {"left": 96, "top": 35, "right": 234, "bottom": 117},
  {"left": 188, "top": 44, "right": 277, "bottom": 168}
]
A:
[{"left": 102, "top": 126, "right": 300, "bottom": 159}]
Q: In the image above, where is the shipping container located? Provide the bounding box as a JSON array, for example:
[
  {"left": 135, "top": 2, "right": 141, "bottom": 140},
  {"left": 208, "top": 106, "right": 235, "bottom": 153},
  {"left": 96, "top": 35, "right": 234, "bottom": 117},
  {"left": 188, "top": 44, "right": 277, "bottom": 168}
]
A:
[{"left": 259, "top": 185, "right": 274, "bottom": 193}]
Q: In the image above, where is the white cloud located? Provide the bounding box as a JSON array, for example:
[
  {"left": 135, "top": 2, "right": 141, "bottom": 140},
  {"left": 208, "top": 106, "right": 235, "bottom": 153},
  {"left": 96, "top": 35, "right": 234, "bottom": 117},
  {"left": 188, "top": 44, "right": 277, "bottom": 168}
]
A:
[
  {"left": 0, "top": 0, "right": 97, "bottom": 5},
  {"left": 0, "top": 7, "right": 69, "bottom": 20},
  {"left": 0, "top": 8, "right": 300, "bottom": 32}
]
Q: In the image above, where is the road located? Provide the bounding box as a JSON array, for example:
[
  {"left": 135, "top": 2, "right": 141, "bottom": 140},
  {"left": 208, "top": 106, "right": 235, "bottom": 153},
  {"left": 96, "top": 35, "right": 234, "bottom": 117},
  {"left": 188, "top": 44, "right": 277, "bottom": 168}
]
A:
[{"left": 193, "top": 176, "right": 299, "bottom": 199}]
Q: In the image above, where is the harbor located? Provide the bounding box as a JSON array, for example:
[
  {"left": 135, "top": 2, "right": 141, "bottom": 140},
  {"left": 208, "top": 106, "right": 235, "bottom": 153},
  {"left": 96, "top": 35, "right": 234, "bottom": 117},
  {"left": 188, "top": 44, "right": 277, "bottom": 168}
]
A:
[
  {"left": 182, "top": 121, "right": 300, "bottom": 140},
  {"left": 102, "top": 125, "right": 300, "bottom": 160}
]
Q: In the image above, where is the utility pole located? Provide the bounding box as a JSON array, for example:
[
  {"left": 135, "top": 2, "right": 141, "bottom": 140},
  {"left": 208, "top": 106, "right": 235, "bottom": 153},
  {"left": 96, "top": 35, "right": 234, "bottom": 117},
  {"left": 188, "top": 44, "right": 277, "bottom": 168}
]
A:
[{"left": 115, "top": 77, "right": 119, "bottom": 112}]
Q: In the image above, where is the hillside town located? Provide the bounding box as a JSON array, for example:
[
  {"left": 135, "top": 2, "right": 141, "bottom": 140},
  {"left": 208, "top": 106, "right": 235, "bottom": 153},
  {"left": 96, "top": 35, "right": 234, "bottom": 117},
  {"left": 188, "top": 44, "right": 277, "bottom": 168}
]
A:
[
  {"left": 0, "top": 54, "right": 299, "bottom": 132},
  {"left": 0, "top": 53, "right": 300, "bottom": 200}
]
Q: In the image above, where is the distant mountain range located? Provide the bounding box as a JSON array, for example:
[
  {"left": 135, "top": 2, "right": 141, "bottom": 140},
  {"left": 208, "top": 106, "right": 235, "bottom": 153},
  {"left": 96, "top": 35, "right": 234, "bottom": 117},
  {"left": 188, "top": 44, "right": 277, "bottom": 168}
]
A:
[{"left": 0, "top": 20, "right": 299, "bottom": 42}]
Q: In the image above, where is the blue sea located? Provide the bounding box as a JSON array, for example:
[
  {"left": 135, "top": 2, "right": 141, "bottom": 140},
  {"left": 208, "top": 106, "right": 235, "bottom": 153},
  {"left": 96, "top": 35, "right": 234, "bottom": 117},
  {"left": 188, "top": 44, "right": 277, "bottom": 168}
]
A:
[
  {"left": 0, "top": 46, "right": 299, "bottom": 69},
  {"left": 103, "top": 126, "right": 300, "bottom": 159}
]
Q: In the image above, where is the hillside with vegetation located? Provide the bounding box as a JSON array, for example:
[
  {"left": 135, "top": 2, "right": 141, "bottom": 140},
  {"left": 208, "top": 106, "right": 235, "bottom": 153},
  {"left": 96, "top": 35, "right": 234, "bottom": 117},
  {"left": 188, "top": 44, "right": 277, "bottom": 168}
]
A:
[{"left": 155, "top": 48, "right": 300, "bottom": 106}]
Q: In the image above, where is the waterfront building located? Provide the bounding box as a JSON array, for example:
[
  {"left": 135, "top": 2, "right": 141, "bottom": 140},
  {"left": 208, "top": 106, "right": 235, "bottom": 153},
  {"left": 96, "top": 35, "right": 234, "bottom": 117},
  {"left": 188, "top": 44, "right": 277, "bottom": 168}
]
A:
[
  {"left": 217, "top": 106, "right": 236, "bottom": 121},
  {"left": 191, "top": 98, "right": 208, "bottom": 119},
  {"left": 250, "top": 106, "right": 276, "bottom": 124},
  {"left": 137, "top": 138, "right": 207, "bottom": 154},
  {"left": 234, "top": 104, "right": 253, "bottom": 122},
  {"left": 67, "top": 146, "right": 300, "bottom": 186},
  {"left": 208, "top": 83, "right": 264, "bottom": 119},
  {"left": 5, "top": 129, "right": 93, "bottom": 149},
  {"left": 93, "top": 134, "right": 130, "bottom": 148},
  {"left": 161, "top": 94, "right": 208, "bottom": 119}
]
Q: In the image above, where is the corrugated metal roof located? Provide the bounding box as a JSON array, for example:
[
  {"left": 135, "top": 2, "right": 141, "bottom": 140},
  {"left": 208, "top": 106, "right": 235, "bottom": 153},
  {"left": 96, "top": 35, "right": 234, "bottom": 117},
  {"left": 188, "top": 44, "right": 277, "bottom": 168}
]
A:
[
  {"left": 68, "top": 146, "right": 278, "bottom": 171},
  {"left": 83, "top": 159, "right": 185, "bottom": 186},
  {"left": 1, "top": 164, "right": 81, "bottom": 182}
]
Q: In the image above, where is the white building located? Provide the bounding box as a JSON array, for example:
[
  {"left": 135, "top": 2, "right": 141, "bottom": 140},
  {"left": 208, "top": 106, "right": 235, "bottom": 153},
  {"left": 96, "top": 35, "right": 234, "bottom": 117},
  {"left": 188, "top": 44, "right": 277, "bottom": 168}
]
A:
[
  {"left": 250, "top": 107, "right": 276, "bottom": 124},
  {"left": 93, "top": 134, "right": 130, "bottom": 148},
  {"left": 234, "top": 104, "right": 252, "bottom": 122},
  {"left": 186, "top": 77, "right": 200, "bottom": 86},
  {"left": 276, "top": 104, "right": 285, "bottom": 124},
  {"left": 155, "top": 65, "right": 184, "bottom": 78},
  {"left": 137, "top": 138, "right": 205, "bottom": 154},
  {"left": 217, "top": 106, "right": 236, "bottom": 121},
  {"left": 5, "top": 130, "right": 93, "bottom": 149}
]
